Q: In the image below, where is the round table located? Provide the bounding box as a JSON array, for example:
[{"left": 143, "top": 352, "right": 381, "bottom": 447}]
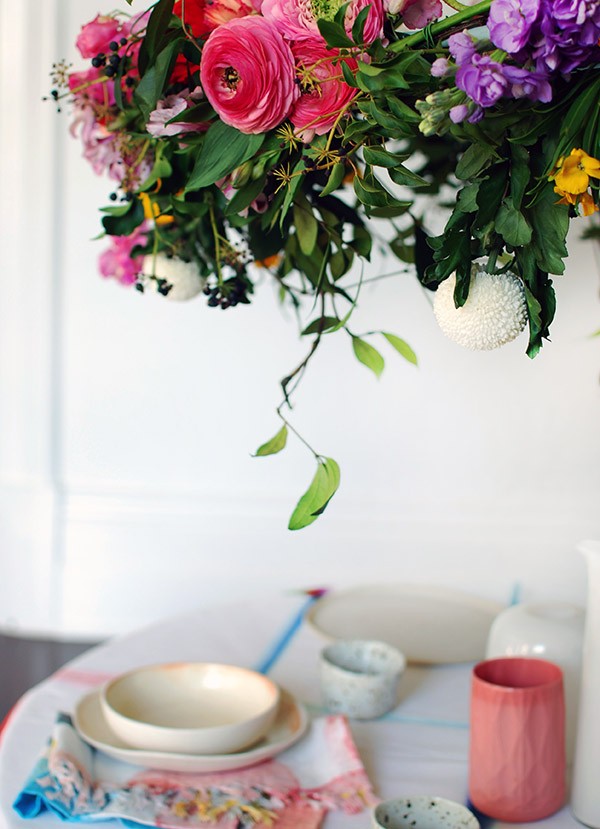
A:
[{"left": 0, "top": 593, "right": 580, "bottom": 829}]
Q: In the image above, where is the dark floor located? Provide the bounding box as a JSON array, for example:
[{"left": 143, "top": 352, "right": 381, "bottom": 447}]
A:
[{"left": 0, "top": 634, "right": 102, "bottom": 721}]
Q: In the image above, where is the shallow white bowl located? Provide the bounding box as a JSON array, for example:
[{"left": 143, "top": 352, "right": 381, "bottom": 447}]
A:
[{"left": 100, "top": 662, "right": 280, "bottom": 754}]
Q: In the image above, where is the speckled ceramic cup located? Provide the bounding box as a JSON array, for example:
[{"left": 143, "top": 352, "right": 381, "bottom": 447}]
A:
[
  {"left": 372, "top": 796, "right": 479, "bottom": 829},
  {"left": 320, "top": 639, "right": 406, "bottom": 719}
]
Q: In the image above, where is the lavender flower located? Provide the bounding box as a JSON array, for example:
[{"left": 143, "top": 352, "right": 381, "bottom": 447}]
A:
[{"left": 487, "top": 0, "right": 540, "bottom": 53}]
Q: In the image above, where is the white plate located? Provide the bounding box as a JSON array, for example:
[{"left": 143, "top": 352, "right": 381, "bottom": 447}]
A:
[
  {"left": 306, "top": 585, "right": 503, "bottom": 664},
  {"left": 73, "top": 687, "right": 309, "bottom": 772}
]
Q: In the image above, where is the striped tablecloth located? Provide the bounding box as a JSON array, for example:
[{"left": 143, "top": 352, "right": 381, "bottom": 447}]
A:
[{"left": 0, "top": 592, "right": 581, "bottom": 829}]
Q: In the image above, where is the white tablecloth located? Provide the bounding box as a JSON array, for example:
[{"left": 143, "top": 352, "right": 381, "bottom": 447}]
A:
[{"left": 0, "top": 593, "right": 582, "bottom": 829}]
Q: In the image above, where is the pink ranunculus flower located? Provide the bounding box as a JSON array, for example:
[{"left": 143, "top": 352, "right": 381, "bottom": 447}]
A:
[
  {"left": 290, "top": 39, "right": 358, "bottom": 141},
  {"left": 98, "top": 224, "right": 150, "bottom": 286},
  {"left": 384, "top": 0, "right": 442, "bottom": 28},
  {"left": 75, "top": 14, "right": 123, "bottom": 59},
  {"left": 262, "top": 0, "right": 385, "bottom": 43},
  {"left": 200, "top": 17, "right": 299, "bottom": 134}
]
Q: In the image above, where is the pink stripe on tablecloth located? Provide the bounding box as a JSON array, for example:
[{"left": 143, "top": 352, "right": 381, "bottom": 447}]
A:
[
  {"left": 0, "top": 697, "right": 25, "bottom": 746},
  {"left": 54, "top": 668, "right": 115, "bottom": 686}
]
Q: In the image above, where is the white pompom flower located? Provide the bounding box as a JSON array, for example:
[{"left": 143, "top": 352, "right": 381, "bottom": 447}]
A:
[
  {"left": 433, "top": 267, "right": 528, "bottom": 351},
  {"left": 141, "top": 254, "right": 206, "bottom": 301}
]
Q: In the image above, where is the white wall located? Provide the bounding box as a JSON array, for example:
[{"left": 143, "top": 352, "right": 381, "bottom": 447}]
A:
[{"left": 1, "top": 0, "right": 599, "bottom": 640}]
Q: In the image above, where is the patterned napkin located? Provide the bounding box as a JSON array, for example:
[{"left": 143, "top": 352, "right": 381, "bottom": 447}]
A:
[{"left": 14, "top": 712, "right": 376, "bottom": 829}]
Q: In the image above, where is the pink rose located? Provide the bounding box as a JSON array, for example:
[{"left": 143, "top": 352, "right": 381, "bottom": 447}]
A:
[
  {"left": 384, "top": 0, "right": 442, "bottom": 28},
  {"left": 98, "top": 225, "right": 149, "bottom": 286},
  {"left": 261, "top": 0, "right": 384, "bottom": 43},
  {"left": 200, "top": 17, "right": 299, "bottom": 134},
  {"left": 75, "top": 15, "right": 123, "bottom": 59},
  {"left": 290, "top": 39, "right": 358, "bottom": 141}
]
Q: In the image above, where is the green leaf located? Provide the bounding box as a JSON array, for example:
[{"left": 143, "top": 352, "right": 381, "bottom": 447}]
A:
[
  {"left": 293, "top": 200, "right": 318, "bottom": 255},
  {"left": 186, "top": 122, "right": 264, "bottom": 191},
  {"left": 225, "top": 176, "right": 266, "bottom": 216},
  {"left": 288, "top": 457, "right": 341, "bottom": 530},
  {"left": 351, "top": 5, "right": 370, "bottom": 42},
  {"left": 528, "top": 183, "right": 569, "bottom": 274},
  {"left": 138, "top": 0, "right": 175, "bottom": 76},
  {"left": 456, "top": 182, "right": 480, "bottom": 214},
  {"left": 139, "top": 152, "right": 174, "bottom": 192},
  {"left": 352, "top": 336, "right": 385, "bottom": 377},
  {"left": 495, "top": 200, "right": 532, "bottom": 247},
  {"left": 302, "top": 316, "right": 341, "bottom": 335},
  {"left": 317, "top": 19, "right": 355, "bottom": 48},
  {"left": 362, "top": 146, "right": 408, "bottom": 169},
  {"left": 254, "top": 425, "right": 288, "bottom": 457},
  {"left": 341, "top": 60, "right": 358, "bottom": 87},
  {"left": 101, "top": 198, "right": 145, "bottom": 236},
  {"left": 455, "top": 144, "right": 496, "bottom": 180},
  {"left": 320, "top": 162, "right": 346, "bottom": 197},
  {"left": 388, "top": 164, "right": 429, "bottom": 188},
  {"left": 382, "top": 332, "right": 418, "bottom": 366},
  {"left": 134, "top": 38, "right": 183, "bottom": 121}
]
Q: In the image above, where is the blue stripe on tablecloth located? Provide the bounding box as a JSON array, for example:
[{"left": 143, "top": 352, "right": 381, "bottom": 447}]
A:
[
  {"left": 466, "top": 799, "right": 494, "bottom": 829},
  {"left": 254, "top": 591, "right": 325, "bottom": 675}
]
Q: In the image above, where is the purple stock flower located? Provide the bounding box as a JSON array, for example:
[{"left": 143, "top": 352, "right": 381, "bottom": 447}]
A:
[
  {"left": 488, "top": 0, "right": 540, "bottom": 52},
  {"left": 430, "top": 57, "right": 450, "bottom": 77},
  {"left": 501, "top": 65, "right": 552, "bottom": 101},
  {"left": 456, "top": 54, "right": 509, "bottom": 107},
  {"left": 534, "top": 0, "right": 600, "bottom": 73},
  {"left": 448, "top": 30, "right": 477, "bottom": 64},
  {"left": 449, "top": 104, "right": 469, "bottom": 122}
]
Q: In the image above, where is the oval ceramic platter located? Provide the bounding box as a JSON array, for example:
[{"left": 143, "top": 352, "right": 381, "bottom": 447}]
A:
[
  {"left": 305, "top": 584, "right": 504, "bottom": 664},
  {"left": 73, "top": 687, "right": 308, "bottom": 772}
]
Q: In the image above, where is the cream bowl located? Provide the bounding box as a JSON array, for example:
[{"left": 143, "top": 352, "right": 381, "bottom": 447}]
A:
[{"left": 100, "top": 662, "right": 280, "bottom": 755}]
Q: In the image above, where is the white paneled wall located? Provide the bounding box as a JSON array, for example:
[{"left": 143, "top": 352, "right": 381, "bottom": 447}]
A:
[{"left": 1, "top": 0, "right": 599, "bottom": 639}]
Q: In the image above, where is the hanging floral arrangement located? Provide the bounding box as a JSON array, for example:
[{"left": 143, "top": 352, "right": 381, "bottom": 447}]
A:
[{"left": 49, "top": 0, "right": 600, "bottom": 528}]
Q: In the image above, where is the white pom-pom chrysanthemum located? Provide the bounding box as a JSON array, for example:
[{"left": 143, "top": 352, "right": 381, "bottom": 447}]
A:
[
  {"left": 141, "top": 254, "right": 205, "bottom": 301},
  {"left": 433, "top": 267, "right": 528, "bottom": 351}
]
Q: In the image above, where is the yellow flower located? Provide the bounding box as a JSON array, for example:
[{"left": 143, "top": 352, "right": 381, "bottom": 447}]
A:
[
  {"left": 579, "top": 190, "right": 599, "bottom": 217},
  {"left": 139, "top": 191, "right": 174, "bottom": 226},
  {"left": 551, "top": 148, "right": 600, "bottom": 196}
]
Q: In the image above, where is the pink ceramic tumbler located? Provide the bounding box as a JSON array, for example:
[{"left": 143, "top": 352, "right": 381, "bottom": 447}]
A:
[{"left": 469, "top": 657, "right": 565, "bottom": 822}]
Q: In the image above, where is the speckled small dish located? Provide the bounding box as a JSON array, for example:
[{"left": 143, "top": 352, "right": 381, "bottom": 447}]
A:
[
  {"left": 320, "top": 639, "right": 406, "bottom": 719},
  {"left": 372, "top": 796, "right": 479, "bottom": 829}
]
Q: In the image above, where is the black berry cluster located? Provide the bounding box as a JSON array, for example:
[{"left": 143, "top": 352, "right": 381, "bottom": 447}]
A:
[
  {"left": 91, "top": 37, "right": 128, "bottom": 77},
  {"left": 202, "top": 276, "right": 253, "bottom": 309}
]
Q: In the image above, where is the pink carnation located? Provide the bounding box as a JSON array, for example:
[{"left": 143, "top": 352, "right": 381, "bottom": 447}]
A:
[
  {"left": 261, "top": 0, "right": 385, "bottom": 43},
  {"left": 200, "top": 17, "right": 299, "bottom": 134},
  {"left": 98, "top": 224, "right": 149, "bottom": 286},
  {"left": 384, "top": 0, "right": 442, "bottom": 28},
  {"left": 290, "top": 39, "right": 358, "bottom": 141}
]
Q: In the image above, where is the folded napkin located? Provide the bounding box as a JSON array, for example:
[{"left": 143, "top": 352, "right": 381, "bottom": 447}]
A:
[{"left": 14, "top": 712, "right": 376, "bottom": 829}]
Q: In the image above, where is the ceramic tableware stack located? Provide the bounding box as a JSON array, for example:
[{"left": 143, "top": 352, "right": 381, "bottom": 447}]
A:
[{"left": 72, "top": 661, "right": 309, "bottom": 773}]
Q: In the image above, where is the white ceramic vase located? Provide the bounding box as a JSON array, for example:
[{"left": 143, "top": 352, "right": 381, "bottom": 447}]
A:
[
  {"left": 486, "top": 600, "right": 584, "bottom": 764},
  {"left": 572, "top": 540, "right": 600, "bottom": 827}
]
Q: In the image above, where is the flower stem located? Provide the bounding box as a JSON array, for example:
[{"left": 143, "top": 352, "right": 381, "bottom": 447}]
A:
[{"left": 390, "top": 0, "right": 492, "bottom": 51}]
